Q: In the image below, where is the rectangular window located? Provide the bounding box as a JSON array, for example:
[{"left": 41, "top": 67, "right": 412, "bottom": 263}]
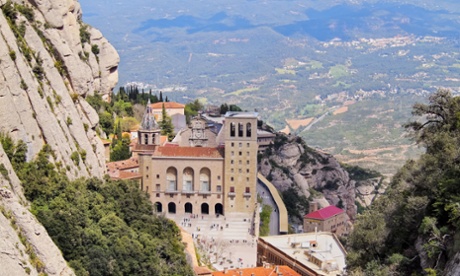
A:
[
  {"left": 239, "top": 151, "right": 242, "bottom": 156},
  {"left": 217, "top": 175, "right": 221, "bottom": 180},
  {"left": 156, "top": 174, "right": 160, "bottom": 179},
  {"left": 246, "top": 169, "right": 250, "bottom": 173},
  {"left": 168, "top": 180, "right": 176, "bottom": 191},
  {"left": 230, "top": 186, "right": 235, "bottom": 193},
  {"left": 201, "top": 181, "right": 209, "bottom": 192},
  {"left": 184, "top": 180, "right": 192, "bottom": 191},
  {"left": 247, "top": 143, "right": 250, "bottom": 147},
  {"left": 217, "top": 185, "right": 222, "bottom": 192},
  {"left": 246, "top": 187, "right": 250, "bottom": 193},
  {"left": 231, "top": 142, "right": 234, "bottom": 147},
  {"left": 156, "top": 184, "right": 160, "bottom": 191},
  {"left": 239, "top": 142, "right": 242, "bottom": 147},
  {"left": 246, "top": 160, "right": 250, "bottom": 165}
]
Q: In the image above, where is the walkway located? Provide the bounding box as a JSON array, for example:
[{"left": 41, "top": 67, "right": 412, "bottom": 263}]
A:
[{"left": 166, "top": 212, "right": 257, "bottom": 270}]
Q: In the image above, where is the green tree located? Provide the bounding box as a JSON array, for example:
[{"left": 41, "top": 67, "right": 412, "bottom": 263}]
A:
[
  {"left": 159, "top": 103, "right": 175, "bottom": 141},
  {"left": 184, "top": 99, "right": 203, "bottom": 124},
  {"left": 347, "top": 89, "right": 460, "bottom": 274}
]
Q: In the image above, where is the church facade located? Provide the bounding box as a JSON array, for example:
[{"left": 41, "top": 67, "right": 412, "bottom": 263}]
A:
[{"left": 136, "top": 108, "right": 259, "bottom": 217}]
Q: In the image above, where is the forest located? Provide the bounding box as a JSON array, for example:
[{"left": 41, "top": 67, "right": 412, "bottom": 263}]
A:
[
  {"left": 346, "top": 89, "right": 460, "bottom": 275},
  {"left": 0, "top": 135, "right": 194, "bottom": 276}
]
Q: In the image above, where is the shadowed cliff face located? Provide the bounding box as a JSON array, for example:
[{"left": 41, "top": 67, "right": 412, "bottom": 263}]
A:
[
  {"left": 258, "top": 133, "right": 358, "bottom": 222},
  {"left": 0, "top": 0, "right": 119, "bottom": 275}
]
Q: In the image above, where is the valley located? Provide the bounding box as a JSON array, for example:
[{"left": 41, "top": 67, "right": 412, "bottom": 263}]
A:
[{"left": 79, "top": 0, "right": 460, "bottom": 176}]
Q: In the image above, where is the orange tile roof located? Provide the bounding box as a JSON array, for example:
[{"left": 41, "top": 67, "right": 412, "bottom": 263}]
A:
[
  {"left": 194, "top": 266, "right": 212, "bottom": 275},
  {"left": 153, "top": 146, "right": 224, "bottom": 158},
  {"left": 115, "top": 171, "right": 142, "bottom": 180},
  {"left": 106, "top": 157, "right": 139, "bottom": 171},
  {"left": 151, "top": 102, "right": 185, "bottom": 109},
  {"left": 212, "top": 266, "right": 300, "bottom": 276}
]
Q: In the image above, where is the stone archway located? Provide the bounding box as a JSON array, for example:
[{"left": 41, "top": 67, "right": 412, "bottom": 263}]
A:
[
  {"left": 215, "top": 203, "right": 223, "bottom": 215},
  {"left": 168, "top": 202, "right": 176, "bottom": 214},
  {"left": 154, "top": 202, "right": 162, "bottom": 213},
  {"left": 201, "top": 203, "right": 209, "bottom": 214},
  {"left": 185, "top": 202, "right": 193, "bottom": 214}
]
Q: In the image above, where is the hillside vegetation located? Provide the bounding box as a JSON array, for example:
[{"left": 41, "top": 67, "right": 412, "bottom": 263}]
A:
[
  {"left": 347, "top": 89, "right": 460, "bottom": 275},
  {"left": 1, "top": 136, "right": 193, "bottom": 276}
]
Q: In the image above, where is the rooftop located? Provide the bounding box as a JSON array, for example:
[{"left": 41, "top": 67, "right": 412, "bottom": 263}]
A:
[
  {"left": 304, "top": 206, "right": 345, "bottom": 221},
  {"left": 212, "top": 266, "right": 300, "bottom": 276},
  {"left": 224, "top": 111, "right": 258, "bottom": 118},
  {"left": 259, "top": 233, "right": 347, "bottom": 275},
  {"left": 151, "top": 101, "right": 185, "bottom": 109},
  {"left": 153, "top": 146, "right": 224, "bottom": 158},
  {"left": 106, "top": 157, "right": 139, "bottom": 171}
]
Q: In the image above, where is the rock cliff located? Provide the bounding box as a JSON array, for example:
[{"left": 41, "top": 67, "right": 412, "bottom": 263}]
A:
[
  {"left": 258, "top": 133, "right": 360, "bottom": 223},
  {"left": 0, "top": 0, "right": 119, "bottom": 274}
]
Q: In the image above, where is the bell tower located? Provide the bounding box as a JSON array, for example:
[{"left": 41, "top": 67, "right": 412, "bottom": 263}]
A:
[
  {"left": 138, "top": 99, "right": 161, "bottom": 146},
  {"left": 223, "top": 112, "right": 258, "bottom": 215}
]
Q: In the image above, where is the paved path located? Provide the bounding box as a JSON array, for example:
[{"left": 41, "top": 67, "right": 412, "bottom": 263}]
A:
[
  {"left": 256, "top": 179, "right": 280, "bottom": 236},
  {"left": 166, "top": 213, "right": 257, "bottom": 270}
]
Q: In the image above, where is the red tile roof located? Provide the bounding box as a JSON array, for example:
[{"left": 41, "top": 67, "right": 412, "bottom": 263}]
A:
[
  {"left": 106, "top": 157, "right": 139, "bottom": 171},
  {"left": 304, "top": 205, "right": 344, "bottom": 220},
  {"left": 212, "top": 266, "right": 300, "bottom": 276},
  {"left": 151, "top": 102, "right": 185, "bottom": 109},
  {"left": 153, "top": 146, "right": 224, "bottom": 158},
  {"left": 115, "top": 171, "right": 142, "bottom": 180}
]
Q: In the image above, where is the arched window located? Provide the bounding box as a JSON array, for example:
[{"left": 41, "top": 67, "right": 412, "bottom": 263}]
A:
[
  {"left": 246, "top": 123, "right": 252, "bottom": 137},
  {"left": 154, "top": 202, "right": 162, "bottom": 213},
  {"left": 168, "top": 202, "right": 176, "bottom": 214},
  {"left": 238, "top": 123, "right": 244, "bottom": 137},
  {"left": 183, "top": 167, "right": 194, "bottom": 191},
  {"left": 201, "top": 203, "right": 209, "bottom": 214},
  {"left": 185, "top": 202, "right": 193, "bottom": 213},
  {"left": 152, "top": 133, "right": 156, "bottom": 144},
  {"left": 200, "top": 168, "right": 211, "bottom": 192},
  {"left": 230, "top": 122, "right": 235, "bottom": 137},
  {"left": 166, "top": 167, "right": 177, "bottom": 191},
  {"left": 215, "top": 203, "right": 223, "bottom": 215},
  {"left": 144, "top": 133, "right": 148, "bottom": 145}
]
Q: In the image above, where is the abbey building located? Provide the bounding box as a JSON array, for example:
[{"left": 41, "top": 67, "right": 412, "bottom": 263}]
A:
[{"left": 135, "top": 103, "right": 259, "bottom": 218}]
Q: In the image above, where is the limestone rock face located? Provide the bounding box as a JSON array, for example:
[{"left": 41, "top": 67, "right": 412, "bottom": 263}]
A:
[
  {"left": 0, "top": 0, "right": 119, "bottom": 179},
  {"left": 258, "top": 134, "right": 357, "bottom": 222},
  {"left": 0, "top": 0, "right": 119, "bottom": 274},
  {"left": 0, "top": 146, "right": 75, "bottom": 276}
]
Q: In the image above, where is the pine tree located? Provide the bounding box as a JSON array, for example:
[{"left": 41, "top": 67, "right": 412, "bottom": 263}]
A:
[{"left": 159, "top": 103, "right": 174, "bottom": 141}]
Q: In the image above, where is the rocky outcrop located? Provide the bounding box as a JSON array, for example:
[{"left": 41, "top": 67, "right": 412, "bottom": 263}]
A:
[
  {"left": 259, "top": 134, "right": 357, "bottom": 221},
  {"left": 0, "top": 145, "right": 74, "bottom": 276},
  {"left": 0, "top": 0, "right": 119, "bottom": 274},
  {"left": 0, "top": 0, "right": 119, "bottom": 179}
]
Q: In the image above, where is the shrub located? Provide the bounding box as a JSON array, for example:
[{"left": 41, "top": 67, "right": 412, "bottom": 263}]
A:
[
  {"left": 91, "top": 44, "right": 99, "bottom": 55},
  {"left": 9, "top": 50, "right": 16, "bottom": 61},
  {"left": 70, "top": 151, "right": 79, "bottom": 165},
  {"left": 79, "top": 24, "right": 90, "bottom": 44}
]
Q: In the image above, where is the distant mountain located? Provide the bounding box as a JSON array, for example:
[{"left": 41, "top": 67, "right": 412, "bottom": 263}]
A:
[{"left": 79, "top": 0, "right": 460, "bottom": 175}]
